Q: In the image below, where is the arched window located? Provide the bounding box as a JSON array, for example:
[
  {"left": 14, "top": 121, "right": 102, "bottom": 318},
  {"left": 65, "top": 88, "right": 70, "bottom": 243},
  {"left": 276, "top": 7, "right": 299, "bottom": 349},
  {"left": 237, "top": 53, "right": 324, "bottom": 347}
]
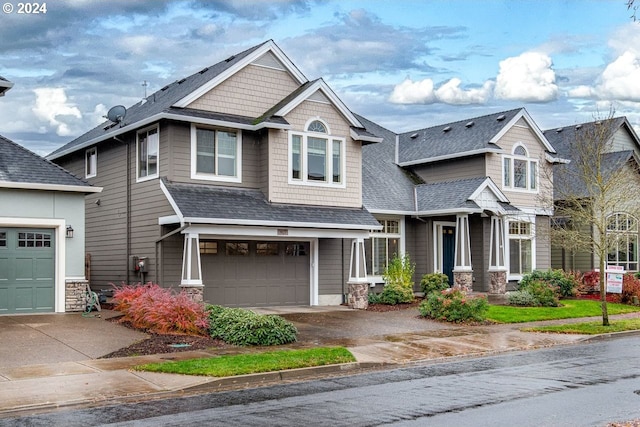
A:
[
  {"left": 289, "top": 118, "right": 344, "bottom": 186},
  {"left": 502, "top": 143, "right": 537, "bottom": 191},
  {"left": 607, "top": 213, "right": 639, "bottom": 271},
  {"left": 307, "top": 120, "right": 327, "bottom": 133}
]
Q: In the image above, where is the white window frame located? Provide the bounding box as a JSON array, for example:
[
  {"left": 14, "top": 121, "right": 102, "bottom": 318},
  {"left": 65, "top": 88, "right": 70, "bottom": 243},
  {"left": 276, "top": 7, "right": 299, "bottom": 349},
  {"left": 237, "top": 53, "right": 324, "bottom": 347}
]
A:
[
  {"left": 136, "top": 125, "right": 160, "bottom": 182},
  {"left": 506, "top": 215, "right": 536, "bottom": 281},
  {"left": 607, "top": 212, "right": 639, "bottom": 272},
  {"left": 288, "top": 118, "right": 346, "bottom": 188},
  {"left": 85, "top": 147, "right": 97, "bottom": 178},
  {"left": 190, "top": 124, "right": 242, "bottom": 183},
  {"left": 502, "top": 143, "right": 538, "bottom": 193},
  {"left": 368, "top": 217, "right": 404, "bottom": 281}
]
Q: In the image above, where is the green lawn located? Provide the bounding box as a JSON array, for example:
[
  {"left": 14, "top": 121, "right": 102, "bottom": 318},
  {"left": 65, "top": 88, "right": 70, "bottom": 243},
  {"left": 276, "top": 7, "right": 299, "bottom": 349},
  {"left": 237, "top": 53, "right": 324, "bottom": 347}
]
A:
[
  {"left": 487, "top": 299, "right": 640, "bottom": 323},
  {"left": 523, "top": 318, "right": 640, "bottom": 334},
  {"left": 135, "top": 347, "right": 355, "bottom": 377}
]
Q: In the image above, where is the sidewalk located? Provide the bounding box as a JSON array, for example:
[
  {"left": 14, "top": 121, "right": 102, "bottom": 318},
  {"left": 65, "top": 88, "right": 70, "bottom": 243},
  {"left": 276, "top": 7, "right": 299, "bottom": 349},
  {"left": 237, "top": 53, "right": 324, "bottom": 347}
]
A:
[{"left": 0, "top": 308, "right": 636, "bottom": 416}]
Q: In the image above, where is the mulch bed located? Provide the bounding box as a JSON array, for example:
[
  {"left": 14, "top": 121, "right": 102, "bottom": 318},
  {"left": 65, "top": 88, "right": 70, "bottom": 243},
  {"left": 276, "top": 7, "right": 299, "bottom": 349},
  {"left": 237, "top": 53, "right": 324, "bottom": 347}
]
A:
[{"left": 366, "top": 299, "right": 422, "bottom": 312}]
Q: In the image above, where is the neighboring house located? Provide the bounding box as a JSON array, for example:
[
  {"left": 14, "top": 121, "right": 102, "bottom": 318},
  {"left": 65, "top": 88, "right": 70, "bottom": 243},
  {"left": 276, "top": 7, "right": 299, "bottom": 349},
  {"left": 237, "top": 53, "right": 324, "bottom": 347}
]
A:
[
  {"left": 0, "top": 77, "right": 101, "bottom": 313},
  {"left": 544, "top": 117, "right": 640, "bottom": 275},
  {"left": 0, "top": 76, "right": 13, "bottom": 97},
  {"left": 362, "top": 108, "right": 559, "bottom": 292},
  {"left": 48, "top": 40, "right": 383, "bottom": 307}
]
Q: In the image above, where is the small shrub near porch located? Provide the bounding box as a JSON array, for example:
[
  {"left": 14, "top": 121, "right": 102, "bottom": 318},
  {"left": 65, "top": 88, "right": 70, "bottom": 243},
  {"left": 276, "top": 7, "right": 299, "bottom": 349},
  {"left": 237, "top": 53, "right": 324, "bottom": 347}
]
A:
[
  {"left": 207, "top": 305, "right": 297, "bottom": 346},
  {"left": 420, "top": 272, "right": 450, "bottom": 296},
  {"left": 377, "top": 254, "right": 416, "bottom": 305},
  {"left": 419, "top": 288, "right": 489, "bottom": 323}
]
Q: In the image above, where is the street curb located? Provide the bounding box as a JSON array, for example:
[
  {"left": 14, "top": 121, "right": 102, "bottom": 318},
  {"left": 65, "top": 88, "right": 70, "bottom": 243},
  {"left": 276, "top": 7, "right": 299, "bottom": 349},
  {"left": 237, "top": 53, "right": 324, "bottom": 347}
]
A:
[{"left": 580, "top": 328, "right": 640, "bottom": 342}]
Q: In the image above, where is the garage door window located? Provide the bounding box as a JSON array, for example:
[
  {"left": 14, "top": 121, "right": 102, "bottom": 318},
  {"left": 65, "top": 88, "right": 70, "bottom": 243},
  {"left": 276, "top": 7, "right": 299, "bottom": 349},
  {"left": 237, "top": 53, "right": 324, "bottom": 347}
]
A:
[
  {"left": 285, "top": 243, "right": 307, "bottom": 256},
  {"left": 18, "top": 232, "right": 51, "bottom": 248},
  {"left": 226, "top": 242, "right": 249, "bottom": 256},
  {"left": 0, "top": 232, "right": 6, "bottom": 247},
  {"left": 257, "top": 243, "right": 279, "bottom": 256},
  {"left": 199, "top": 241, "right": 218, "bottom": 255}
]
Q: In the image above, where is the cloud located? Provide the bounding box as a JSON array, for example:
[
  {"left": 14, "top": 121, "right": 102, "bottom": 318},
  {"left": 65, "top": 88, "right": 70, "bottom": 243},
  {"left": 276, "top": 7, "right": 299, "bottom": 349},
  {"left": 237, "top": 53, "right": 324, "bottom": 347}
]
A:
[
  {"left": 494, "top": 52, "right": 558, "bottom": 102},
  {"left": 597, "top": 51, "right": 640, "bottom": 101},
  {"left": 388, "top": 78, "right": 436, "bottom": 104},
  {"left": 389, "top": 77, "right": 494, "bottom": 105},
  {"left": 435, "top": 78, "right": 494, "bottom": 105},
  {"left": 32, "top": 88, "right": 82, "bottom": 136}
]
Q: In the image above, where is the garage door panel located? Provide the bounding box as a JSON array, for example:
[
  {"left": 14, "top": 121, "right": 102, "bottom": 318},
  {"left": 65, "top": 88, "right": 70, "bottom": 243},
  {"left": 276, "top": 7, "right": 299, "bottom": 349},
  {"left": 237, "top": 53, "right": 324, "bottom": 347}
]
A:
[
  {"left": 0, "top": 258, "right": 8, "bottom": 280},
  {"left": 0, "top": 288, "right": 8, "bottom": 311},
  {"left": 35, "top": 258, "right": 54, "bottom": 279},
  {"left": 15, "top": 258, "right": 35, "bottom": 280},
  {"left": 14, "top": 286, "right": 34, "bottom": 311},
  {"left": 35, "top": 286, "right": 54, "bottom": 310}
]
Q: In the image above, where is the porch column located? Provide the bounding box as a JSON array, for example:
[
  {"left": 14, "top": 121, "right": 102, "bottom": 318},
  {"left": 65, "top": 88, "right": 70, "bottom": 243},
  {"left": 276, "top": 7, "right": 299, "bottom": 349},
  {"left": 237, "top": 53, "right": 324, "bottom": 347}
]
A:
[
  {"left": 347, "top": 238, "right": 369, "bottom": 309},
  {"left": 180, "top": 233, "right": 203, "bottom": 302},
  {"left": 489, "top": 216, "right": 508, "bottom": 294},
  {"left": 453, "top": 214, "right": 473, "bottom": 292}
]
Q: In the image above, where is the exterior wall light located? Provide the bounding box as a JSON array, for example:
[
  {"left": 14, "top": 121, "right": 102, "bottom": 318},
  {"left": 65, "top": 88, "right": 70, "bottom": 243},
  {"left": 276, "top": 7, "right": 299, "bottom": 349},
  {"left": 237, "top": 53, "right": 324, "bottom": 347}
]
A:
[{"left": 66, "top": 225, "right": 74, "bottom": 239}]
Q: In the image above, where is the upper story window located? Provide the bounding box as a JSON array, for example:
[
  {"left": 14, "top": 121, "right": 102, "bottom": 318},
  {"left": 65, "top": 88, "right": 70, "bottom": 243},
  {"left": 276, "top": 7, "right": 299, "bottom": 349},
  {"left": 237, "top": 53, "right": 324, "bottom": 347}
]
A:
[
  {"left": 289, "top": 118, "right": 345, "bottom": 187},
  {"left": 502, "top": 143, "right": 537, "bottom": 192},
  {"left": 191, "top": 125, "right": 242, "bottom": 183},
  {"left": 85, "top": 147, "right": 97, "bottom": 178},
  {"left": 137, "top": 126, "right": 159, "bottom": 181}
]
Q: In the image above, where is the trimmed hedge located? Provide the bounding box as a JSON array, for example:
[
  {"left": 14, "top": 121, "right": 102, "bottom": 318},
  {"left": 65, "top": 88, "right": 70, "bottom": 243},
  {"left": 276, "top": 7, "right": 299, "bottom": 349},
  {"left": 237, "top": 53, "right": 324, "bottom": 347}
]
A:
[{"left": 207, "top": 305, "right": 297, "bottom": 346}]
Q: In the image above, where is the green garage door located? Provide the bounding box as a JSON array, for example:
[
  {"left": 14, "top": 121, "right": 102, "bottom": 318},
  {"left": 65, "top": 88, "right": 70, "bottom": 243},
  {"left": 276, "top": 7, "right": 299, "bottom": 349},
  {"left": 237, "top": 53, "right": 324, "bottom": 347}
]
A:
[{"left": 0, "top": 229, "right": 55, "bottom": 314}]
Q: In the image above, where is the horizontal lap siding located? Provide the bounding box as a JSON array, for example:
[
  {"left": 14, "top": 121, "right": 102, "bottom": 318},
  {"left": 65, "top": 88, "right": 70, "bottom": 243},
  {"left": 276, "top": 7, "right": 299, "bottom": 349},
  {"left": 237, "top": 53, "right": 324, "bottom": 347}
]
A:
[
  {"left": 412, "top": 156, "right": 485, "bottom": 183},
  {"left": 535, "top": 216, "right": 551, "bottom": 270},
  {"left": 318, "top": 238, "right": 347, "bottom": 297}
]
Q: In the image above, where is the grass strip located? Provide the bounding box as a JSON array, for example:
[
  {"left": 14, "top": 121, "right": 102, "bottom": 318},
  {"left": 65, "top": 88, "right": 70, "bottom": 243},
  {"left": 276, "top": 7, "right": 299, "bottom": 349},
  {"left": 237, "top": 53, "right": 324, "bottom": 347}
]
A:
[
  {"left": 522, "top": 318, "right": 640, "bottom": 334},
  {"left": 487, "top": 300, "right": 640, "bottom": 323},
  {"left": 135, "top": 346, "right": 356, "bottom": 377}
]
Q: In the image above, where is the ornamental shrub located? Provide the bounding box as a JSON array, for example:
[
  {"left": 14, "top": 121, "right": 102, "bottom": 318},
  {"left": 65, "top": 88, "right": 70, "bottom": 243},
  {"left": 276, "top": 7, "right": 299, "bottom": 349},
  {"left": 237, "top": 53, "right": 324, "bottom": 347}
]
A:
[
  {"left": 112, "top": 283, "right": 209, "bottom": 336},
  {"left": 517, "top": 279, "right": 560, "bottom": 307},
  {"left": 507, "top": 290, "right": 537, "bottom": 307},
  {"left": 207, "top": 305, "right": 297, "bottom": 346},
  {"left": 419, "top": 288, "right": 488, "bottom": 323},
  {"left": 621, "top": 273, "right": 640, "bottom": 304},
  {"left": 368, "top": 292, "right": 382, "bottom": 304},
  {"left": 379, "top": 254, "right": 416, "bottom": 304},
  {"left": 519, "top": 269, "right": 578, "bottom": 298},
  {"left": 420, "top": 273, "right": 450, "bottom": 296},
  {"left": 582, "top": 270, "right": 600, "bottom": 293}
]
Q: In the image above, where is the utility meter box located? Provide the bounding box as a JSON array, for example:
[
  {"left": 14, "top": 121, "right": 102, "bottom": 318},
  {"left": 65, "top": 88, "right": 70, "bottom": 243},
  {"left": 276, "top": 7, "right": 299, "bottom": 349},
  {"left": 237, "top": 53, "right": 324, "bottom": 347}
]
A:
[{"left": 129, "top": 256, "right": 149, "bottom": 273}]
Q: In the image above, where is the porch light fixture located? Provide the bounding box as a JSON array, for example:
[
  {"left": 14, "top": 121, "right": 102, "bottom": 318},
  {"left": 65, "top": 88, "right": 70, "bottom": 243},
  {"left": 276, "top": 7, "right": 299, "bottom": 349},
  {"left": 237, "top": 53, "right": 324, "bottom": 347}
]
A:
[{"left": 66, "top": 225, "right": 74, "bottom": 239}]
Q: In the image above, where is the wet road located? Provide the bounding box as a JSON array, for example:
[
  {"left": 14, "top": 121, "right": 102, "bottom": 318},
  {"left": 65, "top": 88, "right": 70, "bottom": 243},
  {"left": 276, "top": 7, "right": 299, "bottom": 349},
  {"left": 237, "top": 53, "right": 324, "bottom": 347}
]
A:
[{"left": 3, "top": 335, "right": 640, "bottom": 426}]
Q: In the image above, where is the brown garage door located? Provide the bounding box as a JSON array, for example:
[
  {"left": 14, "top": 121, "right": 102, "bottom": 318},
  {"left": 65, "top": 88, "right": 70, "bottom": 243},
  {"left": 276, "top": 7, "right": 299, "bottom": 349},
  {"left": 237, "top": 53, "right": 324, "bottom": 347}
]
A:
[{"left": 201, "top": 240, "right": 310, "bottom": 307}]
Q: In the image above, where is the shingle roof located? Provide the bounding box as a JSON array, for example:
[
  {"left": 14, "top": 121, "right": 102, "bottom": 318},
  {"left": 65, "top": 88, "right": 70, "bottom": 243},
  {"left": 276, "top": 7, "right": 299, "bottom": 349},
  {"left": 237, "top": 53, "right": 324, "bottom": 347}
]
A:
[
  {"left": 397, "top": 109, "right": 529, "bottom": 165},
  {"left": 48, "top": 41, "right": 272, "bottom": 159},
  {"left": 0, "top": 134, "right": 92, "bottom": 189},
  {"left": 0, "top": 75, "right": 13, "bottom": 96},
  {"left": 543, "top": 117, "right": 629, "bottom": 158},
  {"left": 414, "top": 177, "right": 489, "bottom": 213},
  {"left": 162, "top": 179, "right": 381, "bottom": 229},
  {"left": 359, "top": 114, "right": 420, "bottom": 213}
]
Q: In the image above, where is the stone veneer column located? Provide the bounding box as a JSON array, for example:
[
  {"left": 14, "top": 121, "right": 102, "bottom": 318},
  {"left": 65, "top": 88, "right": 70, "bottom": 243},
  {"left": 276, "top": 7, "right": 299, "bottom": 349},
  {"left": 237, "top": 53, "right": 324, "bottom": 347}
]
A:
[
  {"left": 65, "top": 279, "right": 89, "bottom": 312},
  {"left": 453, "top": 271, "right": 473, "bottom": 292},
  {"left": 489, "top": 270, "right": 507, "bottom": 294},
  {"left": 180, "top": 284, "right": 204, "bottom": 303},
  {"left": 347, "top": 281, "right": 369, "bottom": 310}
]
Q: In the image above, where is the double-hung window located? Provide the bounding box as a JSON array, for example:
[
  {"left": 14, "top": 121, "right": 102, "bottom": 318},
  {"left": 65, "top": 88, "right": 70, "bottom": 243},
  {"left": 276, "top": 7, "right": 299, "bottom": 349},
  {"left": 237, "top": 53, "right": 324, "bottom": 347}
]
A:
[
  {"left": 370, "top": 219, "right": 401, "bottom": 276},
  {"left": 191, "top": 125, "right": 242, "bottom": 183},
  {"left": 85, "top": 147, "right": 97, "bottom": 178},
  {"left": 508, "top": 220, "right": 534, "bottom": 277},
  {"left": 502, "top": 144, "right": 537, "bottom": 191},
  {"left": 137, "top": 126, "right": 159, "bottom": 181},
  {"left": 289, "top": 119, "right": 344, "bottom": 186}
]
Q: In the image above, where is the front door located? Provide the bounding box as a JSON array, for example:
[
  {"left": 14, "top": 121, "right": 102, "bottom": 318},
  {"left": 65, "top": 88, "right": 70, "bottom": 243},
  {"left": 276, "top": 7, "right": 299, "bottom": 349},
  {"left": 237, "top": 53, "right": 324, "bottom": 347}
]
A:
[{"left": 442, "top": 226, "right": 455, "bottom": 285}]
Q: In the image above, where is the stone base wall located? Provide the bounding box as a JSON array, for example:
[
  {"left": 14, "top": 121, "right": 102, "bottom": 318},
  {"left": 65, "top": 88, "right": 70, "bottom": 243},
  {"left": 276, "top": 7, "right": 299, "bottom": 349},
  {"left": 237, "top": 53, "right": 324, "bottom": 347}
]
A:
[
  {"left": 66, "top": 279, "right": 89, "bottom": 312},
  {"left": 489, "top": 270, "right": 507, "bottom": 294},
  {"left": 453, "top": 271, "right": 473, "bottom": 292},
  {"left": 180, "top": 285, "right": 204, "bottom": 303},
  {"left": 347, "top": 282, "right": 369, "bottom": 310}
]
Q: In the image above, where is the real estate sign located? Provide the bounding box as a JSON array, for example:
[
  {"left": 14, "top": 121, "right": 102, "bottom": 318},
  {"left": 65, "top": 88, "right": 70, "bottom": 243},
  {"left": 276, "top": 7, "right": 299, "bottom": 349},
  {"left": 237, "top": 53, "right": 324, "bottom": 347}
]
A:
[{"left": 606, "top": 265, "right": 624, "bottom": 294}]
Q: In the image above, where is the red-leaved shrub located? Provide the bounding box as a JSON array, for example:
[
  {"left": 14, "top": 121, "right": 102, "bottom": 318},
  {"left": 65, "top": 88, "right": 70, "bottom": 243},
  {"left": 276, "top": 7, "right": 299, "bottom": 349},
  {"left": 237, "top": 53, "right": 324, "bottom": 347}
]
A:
[
  {"left": 621, "top": 274, "right": 640, "bottom": 304},
  {"left": 581, "top": 270, "right": 600, "bottom": 293},
  {"left": 112, "top": 283, "right": 209, "bottom": 336}
]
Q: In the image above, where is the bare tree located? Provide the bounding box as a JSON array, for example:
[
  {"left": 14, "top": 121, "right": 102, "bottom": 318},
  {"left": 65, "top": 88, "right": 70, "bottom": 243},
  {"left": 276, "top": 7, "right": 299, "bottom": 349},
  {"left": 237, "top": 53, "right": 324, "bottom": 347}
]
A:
[
  {"left": 547, "top": 111, "right": 640, "bottom": 326},
  {"left": 629, "top": 0, "right": 638, "bottom": 21}
]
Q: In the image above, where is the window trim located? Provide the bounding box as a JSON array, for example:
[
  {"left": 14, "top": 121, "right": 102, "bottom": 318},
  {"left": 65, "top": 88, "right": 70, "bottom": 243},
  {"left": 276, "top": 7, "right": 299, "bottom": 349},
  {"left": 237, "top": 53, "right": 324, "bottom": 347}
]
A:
[
  {"left": 136, "top": 124, "right": 160, "bottom": 183},
  {"left": 368, "top": 217, "right": 405, "bottom": 282},
  {"left": 190, "top": 124, "right": 242, "bottom": 183},
  {"left": 287, "top": 118, "right": 346, "bottom": 188},
  {"left": 501, "top": 143, "right": 538, "bottom": 193},
  {"left": 506, "top": 215, "right": 536, "bottom": 281},
  {"left": 85, "top": 147, "right": 97, "bottom": 179},
  {"left": 606, "top": 212, "right": 639, "bottom": 272}
]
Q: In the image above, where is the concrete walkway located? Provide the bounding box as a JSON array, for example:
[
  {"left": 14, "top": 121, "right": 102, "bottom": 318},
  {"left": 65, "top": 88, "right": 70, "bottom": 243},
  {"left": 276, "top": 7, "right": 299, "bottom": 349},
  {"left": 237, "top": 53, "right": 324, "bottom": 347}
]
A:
[{"left": 0, "top": 307, "right": 636, "bottom": 416}]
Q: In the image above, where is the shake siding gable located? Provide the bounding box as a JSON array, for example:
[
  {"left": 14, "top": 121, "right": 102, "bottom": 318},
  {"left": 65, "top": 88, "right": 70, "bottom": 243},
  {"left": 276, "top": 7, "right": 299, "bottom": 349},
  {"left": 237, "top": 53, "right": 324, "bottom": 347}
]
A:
[
  {"left": 611, "top": 128, "right": 639, "bottom": 155},
  {"left": 269, "top": 100, "right": 362, "bottom": 207},
  {"left": 186, "top": 64, "right": 301, "bottom": 117}
]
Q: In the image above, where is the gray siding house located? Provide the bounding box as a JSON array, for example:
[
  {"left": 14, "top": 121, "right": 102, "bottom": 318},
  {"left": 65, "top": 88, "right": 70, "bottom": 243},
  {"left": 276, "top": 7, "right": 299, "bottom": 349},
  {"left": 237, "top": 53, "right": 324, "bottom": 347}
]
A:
[
  {"left": 1, "top": 76, "right": 100, "bottom": 313},
  {"left": 361, "top": 109, "right": 559, "bottom": 293},
  {"left": 49, "top": 41, "right": 382, "bottom": 307},
  {"left": 544, "top": 117, "right": 640, "bottom": 275}
]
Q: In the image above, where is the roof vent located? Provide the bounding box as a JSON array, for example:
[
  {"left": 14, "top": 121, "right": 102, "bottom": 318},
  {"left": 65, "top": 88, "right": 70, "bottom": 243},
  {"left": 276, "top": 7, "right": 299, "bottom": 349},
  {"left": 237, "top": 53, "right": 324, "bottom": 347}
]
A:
[
  {"left": 177, "top": 78, "right": 186, "bottom": 84},
  {"left": 410, "top": 133, "right": 419, "bottom": 139},
  {"left": 575, "top": 124, "right": 582, "bottom": 130},
  {"left": 160, "top": 84, "right": 170, "bottom": 91},
  {"left": 198, "top": 67, "right": 209, "bottom": 74},
  {"left": 556, "top": 128, "right": 563, "bottom": 133},
  {"left": 225, "top": 55, "right": 236, "bottom": 62},
  {"left": 465, "top": 121, "right": 474, "bottom": 128},
  {"left": 443, "top": 126, "right": 451, "bottom": 132},
  {"left": 497, "top": 114, "right": 506, "bottom": 121}
]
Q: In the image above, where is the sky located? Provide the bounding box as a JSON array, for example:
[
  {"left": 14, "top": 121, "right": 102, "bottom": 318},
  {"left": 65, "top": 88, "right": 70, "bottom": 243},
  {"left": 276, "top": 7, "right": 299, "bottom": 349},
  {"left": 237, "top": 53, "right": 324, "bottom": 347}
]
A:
[{"left": 0, "top": 0, "right": 639, "bottom": 156}]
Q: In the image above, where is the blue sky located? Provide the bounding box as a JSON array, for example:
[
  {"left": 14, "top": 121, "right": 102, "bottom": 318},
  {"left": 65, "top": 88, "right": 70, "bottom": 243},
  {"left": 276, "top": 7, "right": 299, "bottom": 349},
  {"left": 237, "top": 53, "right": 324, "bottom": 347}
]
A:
[{"left": 0, "top": 0, "right": 638, "bottom": 155}]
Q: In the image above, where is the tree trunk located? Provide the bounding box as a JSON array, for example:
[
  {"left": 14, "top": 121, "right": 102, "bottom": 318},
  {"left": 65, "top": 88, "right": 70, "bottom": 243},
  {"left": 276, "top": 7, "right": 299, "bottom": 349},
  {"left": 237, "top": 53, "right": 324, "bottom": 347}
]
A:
[{"left": 599, "top": 259, "right": 610, "bottom": 326}]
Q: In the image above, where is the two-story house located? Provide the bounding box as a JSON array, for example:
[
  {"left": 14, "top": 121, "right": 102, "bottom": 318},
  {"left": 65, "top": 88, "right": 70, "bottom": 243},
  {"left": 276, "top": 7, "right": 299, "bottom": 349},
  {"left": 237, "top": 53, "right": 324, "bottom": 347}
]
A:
[
  {"left": 544, "top": 117, "right": 640, "bottom": 276},
  {"left": 48, "top": 40, "right": 382, "bottom": 308},
  {"left": 362, "top": 108, "right": 559, "bottom": 293},
  {"left": 1, "top": 76, "right": 100, "bottom": 314}
]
